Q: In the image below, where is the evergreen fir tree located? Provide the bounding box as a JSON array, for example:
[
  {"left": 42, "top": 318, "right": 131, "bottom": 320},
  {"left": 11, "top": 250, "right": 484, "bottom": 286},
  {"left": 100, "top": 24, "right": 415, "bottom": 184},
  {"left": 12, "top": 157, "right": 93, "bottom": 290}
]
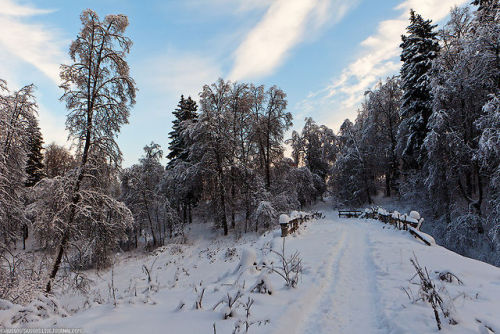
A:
[
  {"left": 167, "top": 95, "right": 198, "bottom": 168},
  {"left": 25, "top": 119, "right": 45, "bottom": 187},
  {"left": 398, "top": 10, "right": 440, "bottom": 168}
]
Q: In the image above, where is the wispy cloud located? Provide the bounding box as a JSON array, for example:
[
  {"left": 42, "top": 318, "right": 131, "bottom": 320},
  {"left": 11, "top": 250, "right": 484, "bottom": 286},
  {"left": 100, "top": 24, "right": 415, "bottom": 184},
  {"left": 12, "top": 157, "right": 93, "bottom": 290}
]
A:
[
  {"left": 299, "top": 0, "right": 468, "bottom": 130},
  {"left": 0, "top": 0, "right": 67, "bottom": 85},
  {"left": 185, "top": 0, "right": 272, "bottom": 14},
  {"left": 229, "top": 0, "right": 358, "bottom": 81}
]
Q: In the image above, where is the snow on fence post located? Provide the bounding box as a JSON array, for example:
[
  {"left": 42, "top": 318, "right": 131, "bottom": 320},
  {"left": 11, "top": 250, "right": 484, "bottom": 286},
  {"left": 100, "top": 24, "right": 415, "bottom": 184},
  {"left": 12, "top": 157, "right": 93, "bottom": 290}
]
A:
[{"left": 342, "top": 207, "right": 430, "bottom": 246}]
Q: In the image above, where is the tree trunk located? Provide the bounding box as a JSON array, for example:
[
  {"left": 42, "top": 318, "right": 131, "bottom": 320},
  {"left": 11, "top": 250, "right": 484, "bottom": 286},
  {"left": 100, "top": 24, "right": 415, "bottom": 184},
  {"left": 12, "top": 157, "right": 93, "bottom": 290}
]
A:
[
  {"left": 245, "top": 202, "right": 250, "bottom": 234},
  {"left": 46, "top": 209, "right": 72, "bottom": 293},
  {"left": 22, "top": 224, "right": 28, "bottom": 250},
  {"left": 231, "top": 167, "right": 236, "bottom": 229},
  {"left": 142, "top": 192, "right": 157, "bottom": 247},
  {"left": 219, "top": 181, "right": 228, "bottom": 236},
  {"left": 385, "top": 172, "right": 391, "bottom": 197}
]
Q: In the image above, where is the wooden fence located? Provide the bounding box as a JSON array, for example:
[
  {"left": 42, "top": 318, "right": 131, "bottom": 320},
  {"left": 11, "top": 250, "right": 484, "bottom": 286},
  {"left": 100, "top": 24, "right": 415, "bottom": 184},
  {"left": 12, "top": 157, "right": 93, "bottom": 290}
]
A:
[
  {"left": 338, "top": 210, "right": 362, "bottom": 218},
  {"left": 362, "top": 208, "right": 422, "bottom": 231},
  {"left": 339, "top": 207, "right": 431, "bottom": 246},
  {"left": 280, "top": 211, "right": 324, "bottom": 237}
]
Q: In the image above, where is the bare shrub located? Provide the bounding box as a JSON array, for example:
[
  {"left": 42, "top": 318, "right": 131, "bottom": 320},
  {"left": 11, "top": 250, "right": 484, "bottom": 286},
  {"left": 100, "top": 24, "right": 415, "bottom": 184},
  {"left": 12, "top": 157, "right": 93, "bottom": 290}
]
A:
[
  {"left": 232, "top": 297, "right": 270, "bottom": 334},
  {"left": 409, "top": 255, "right": 457, "bottom": 330},
  {"left": 0, "top": 247, "right": 47, "bottom": 304},
  {"left": 213, "top": 290, "right": 243, "bottom": 319},
  {"left": 142, "top": 257, "right": 159, "bottom": 293},
  {"left": 264, "top": 238, "right": 303, "bottom": 288}
]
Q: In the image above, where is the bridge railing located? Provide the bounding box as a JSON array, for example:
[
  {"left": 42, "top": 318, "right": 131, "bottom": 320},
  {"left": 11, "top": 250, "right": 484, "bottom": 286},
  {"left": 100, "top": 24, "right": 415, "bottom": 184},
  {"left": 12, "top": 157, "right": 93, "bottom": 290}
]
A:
[{"left": 339, "top": 207, "right": 431, "bottom": 246}]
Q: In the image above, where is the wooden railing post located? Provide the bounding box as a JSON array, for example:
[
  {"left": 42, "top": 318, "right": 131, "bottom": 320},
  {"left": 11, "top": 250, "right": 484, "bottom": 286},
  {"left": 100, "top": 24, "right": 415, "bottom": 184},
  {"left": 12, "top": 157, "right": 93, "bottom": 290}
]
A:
[{"left": 280, "top": 223, "right": 288, "bottom": 237}]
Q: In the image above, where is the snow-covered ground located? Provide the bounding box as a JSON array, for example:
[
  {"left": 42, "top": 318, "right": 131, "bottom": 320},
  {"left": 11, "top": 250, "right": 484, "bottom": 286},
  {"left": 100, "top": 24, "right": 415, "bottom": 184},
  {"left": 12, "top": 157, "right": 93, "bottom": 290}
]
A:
[{"left": 5, "top": 209, "right": 500, "bottom": 333}]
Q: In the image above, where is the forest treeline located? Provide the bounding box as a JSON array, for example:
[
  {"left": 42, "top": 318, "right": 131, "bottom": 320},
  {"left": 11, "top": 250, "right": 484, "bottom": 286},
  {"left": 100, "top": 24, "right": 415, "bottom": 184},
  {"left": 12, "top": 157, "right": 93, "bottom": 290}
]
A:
[{"left": 0, "top": 1, "right": 498, "bottom": 302}]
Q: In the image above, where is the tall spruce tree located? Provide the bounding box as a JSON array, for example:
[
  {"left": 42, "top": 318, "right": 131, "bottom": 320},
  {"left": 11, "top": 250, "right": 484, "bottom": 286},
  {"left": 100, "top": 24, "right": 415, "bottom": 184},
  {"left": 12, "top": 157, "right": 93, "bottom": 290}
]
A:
[
  {"left": 25, "top": 119, "right": 45, "bottom": 187},
  {"left": 398, "top": 10, "right": 440, "bottom": 168},
  {"left": 167, "top": 95, "right": 198, "bottom": 168}
]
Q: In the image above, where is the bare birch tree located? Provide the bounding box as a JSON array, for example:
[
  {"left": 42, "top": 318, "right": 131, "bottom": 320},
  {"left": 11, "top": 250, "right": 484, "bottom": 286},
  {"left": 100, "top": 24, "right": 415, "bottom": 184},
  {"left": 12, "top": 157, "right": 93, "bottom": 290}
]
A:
[{"left": 42, "top": 10, "right": 136, "bottom": 292}]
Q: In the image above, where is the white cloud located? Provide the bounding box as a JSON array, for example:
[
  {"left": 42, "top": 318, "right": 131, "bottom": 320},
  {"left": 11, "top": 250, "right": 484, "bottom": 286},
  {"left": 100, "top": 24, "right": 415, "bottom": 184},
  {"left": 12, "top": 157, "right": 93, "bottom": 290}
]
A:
[
  {"left": 0, "top": 0, "right": 67, "bottom": 85},
  {"left": 184, "top": 0, "right": 272, "bottom": 14},
  {"left": 0, "top": 0, "right": 69, "bottom": 148},
  {"left": 0, "top": 0, "right": 53, "bottom": 16},
  {"left": 299, "top": 0, "right": 468, "bottom": 130},
  {"left": 229, "top": 0, "right": 358, "bottom": 81}
]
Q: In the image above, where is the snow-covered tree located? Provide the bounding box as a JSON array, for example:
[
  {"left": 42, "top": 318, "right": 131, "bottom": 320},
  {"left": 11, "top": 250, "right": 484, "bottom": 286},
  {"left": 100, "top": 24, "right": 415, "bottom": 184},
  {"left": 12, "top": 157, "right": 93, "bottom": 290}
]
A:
[
  {"left": 398, "top": 10, "right": 440, "bottom": 169},
  {"left": 0, "top": 81, "right": 37, "bottom": 248},
  {"left": 476, "top": 94, "right": 500, "bottom": 264},
  {"left": 191, "top": 79, "right": 234, "bottom": 235},
  {"left": 165, "top": 96, "right": 200, "bottom": 227},
  {"left": 425, "top": 4, "right": 498, "bottom": 223},
  {"left": 34, "top": 10, "right": 137, "bottom": 292},
  {"left": 330, "top": 119, "right": 375, "bottom": 205},
  {"left": 25, "top": 118, "right": 45, "bottom": 187},
  {"left": 122, "top": 143, "right": 178, "bottom": 248},
  {"left": 293, "top": 118, "right": 336, "bottom": 182},
  {"left": 415, "top": 4, "right": 499, "bottom": 262},
  {"left": 250, "top": 84, "right": 292, "bottom": 189},
  {"left": 363, "top": 77, "right": 402, "bottom": 196},
  {"left": 167, "top": 95, "right": 198, "bottom": 167}
]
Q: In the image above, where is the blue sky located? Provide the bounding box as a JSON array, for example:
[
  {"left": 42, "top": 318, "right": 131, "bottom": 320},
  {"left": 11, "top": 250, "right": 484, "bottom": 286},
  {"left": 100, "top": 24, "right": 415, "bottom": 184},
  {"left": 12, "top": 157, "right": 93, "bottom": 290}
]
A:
[{"left": 0, "top": 0, "right": 468, "bottom": 166}]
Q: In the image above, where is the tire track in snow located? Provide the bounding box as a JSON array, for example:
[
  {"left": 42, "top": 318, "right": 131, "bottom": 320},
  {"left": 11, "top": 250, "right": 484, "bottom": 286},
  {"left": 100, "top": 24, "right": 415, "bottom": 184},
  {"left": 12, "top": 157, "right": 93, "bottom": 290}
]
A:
[
  {"left": 271, "top": 226, "right": 349, "bottom": 334},
  {"left": 300, "top": 224, "right": 387, "bottom": 334}
]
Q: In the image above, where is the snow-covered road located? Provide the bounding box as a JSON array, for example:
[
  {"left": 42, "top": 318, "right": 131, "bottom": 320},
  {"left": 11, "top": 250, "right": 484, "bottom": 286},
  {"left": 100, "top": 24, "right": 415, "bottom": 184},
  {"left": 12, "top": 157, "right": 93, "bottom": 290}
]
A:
[
  {"left": 35, "top": 210, "right": 500, "bottom": 333},
  {"left": 300, "top": 226, "right": 385, "bottom": 334},
  {"left": 271, "top": 212, "right": 390, "bottom": 334}
]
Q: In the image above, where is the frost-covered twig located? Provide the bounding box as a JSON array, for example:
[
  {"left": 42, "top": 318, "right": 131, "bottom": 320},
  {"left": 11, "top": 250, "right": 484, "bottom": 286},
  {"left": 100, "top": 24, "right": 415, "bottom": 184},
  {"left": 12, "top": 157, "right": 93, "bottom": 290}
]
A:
[{"left": 194, "top": 282, "right": 206, "bottom": 309}]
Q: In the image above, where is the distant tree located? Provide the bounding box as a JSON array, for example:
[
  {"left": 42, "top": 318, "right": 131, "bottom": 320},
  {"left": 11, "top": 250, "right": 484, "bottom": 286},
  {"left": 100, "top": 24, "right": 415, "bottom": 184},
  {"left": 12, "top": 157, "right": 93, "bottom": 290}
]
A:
[
  {"left": 330, "top": 119, "right": 374, "bottom": 205},
  {"left": 363, "top": 77, "right": 402, "bottom": 196},
  {"left": 43, "top": 143, "right": 74, "bottom": 178},
  {"left": 299, "top": 118, "right": 336, "bottom": 181},
  {"left": 250, "top": 85, "right": 291, "bottom": 189},
  {"left": 194, "top": 79, "right": 233, "bottom": 235},
  {"left": 167, "top": 95, "right": 198, "bottom": 167},
  {"left": 25, "top": 119, "right": 45, "bottom": 187},
  {"left": 122, "top": 143, "right": 177, "bottom": 248},
  {"left": 166, "top": 95, "right": 199, "bottom": 226},
  {"left": 288, "top": 130, "right": 303, "bottom": 167},
  {"left": 398, "top": 10, "right": 440, "bottom": 168}
]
